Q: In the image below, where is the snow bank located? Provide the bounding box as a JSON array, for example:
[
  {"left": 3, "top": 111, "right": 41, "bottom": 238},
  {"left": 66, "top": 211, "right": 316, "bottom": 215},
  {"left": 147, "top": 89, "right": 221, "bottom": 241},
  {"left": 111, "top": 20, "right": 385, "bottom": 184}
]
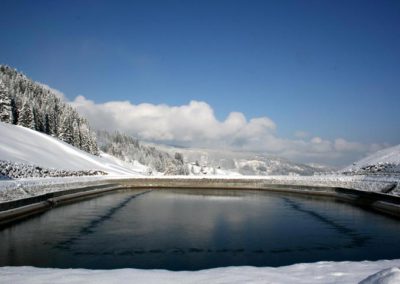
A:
[
  {"left": 0, "top": 122, "right": 145, "bottom": 176},
  {"left": 1, "top": 260, "right": 400, "bottom": 284}
]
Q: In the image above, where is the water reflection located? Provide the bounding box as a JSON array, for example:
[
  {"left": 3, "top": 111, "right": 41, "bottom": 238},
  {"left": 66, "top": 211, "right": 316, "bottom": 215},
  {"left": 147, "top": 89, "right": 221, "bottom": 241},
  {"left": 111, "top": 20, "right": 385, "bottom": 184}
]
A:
[
  {"left": 281, "top": 197, "right": 371, "bottom": 249},
  {"left": 0, "top": 189, "right": 399, "bottom": 270},
  {"left": 55, "top": 190, "right": 152, "bottom": 250}
]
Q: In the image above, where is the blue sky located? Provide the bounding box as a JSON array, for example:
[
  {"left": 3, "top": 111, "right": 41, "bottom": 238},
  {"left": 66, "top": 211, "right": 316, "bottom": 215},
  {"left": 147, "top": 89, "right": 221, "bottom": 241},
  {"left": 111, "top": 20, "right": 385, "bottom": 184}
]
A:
[{"left": 1, "top": 0, "right": 399, "bottom": 165}]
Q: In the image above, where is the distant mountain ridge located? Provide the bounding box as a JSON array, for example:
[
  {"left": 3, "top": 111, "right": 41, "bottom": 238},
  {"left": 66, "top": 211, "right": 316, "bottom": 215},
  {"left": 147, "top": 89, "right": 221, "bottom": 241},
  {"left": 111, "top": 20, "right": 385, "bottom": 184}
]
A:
[{"left": 144, "top": 143, "right": 333, "bottom": 176}]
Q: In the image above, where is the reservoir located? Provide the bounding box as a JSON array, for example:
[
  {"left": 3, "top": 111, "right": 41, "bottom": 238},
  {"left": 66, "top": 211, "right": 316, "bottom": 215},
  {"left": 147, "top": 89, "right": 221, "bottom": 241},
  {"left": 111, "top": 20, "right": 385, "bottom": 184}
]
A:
[{"left": 1, "top": 189, "right": 400, "bottom": 270}]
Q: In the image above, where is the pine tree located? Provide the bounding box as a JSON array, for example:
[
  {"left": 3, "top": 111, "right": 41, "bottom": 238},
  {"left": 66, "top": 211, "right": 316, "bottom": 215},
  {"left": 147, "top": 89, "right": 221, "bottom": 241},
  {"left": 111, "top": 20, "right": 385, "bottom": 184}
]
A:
[
  {"left": 10, "top": 98, "right": 18, "bottom": 124},
  {"left": 174, "top": 152, "right": 184, "bottom": 164},
  {"left": 88, "top": 134, "right": 99, "bottom": 155},
  {"left": 79, "top": 123, "right": 91, "bottom": 153},
  {"left": 18, "top": 99, "right": 35, "bottom": 129},
  {"left": 58, "top": 113, "right": 73, "bottom": 144},
  {"left": 33, "top": 107, "right": 44, "bottom": 132},
  {"left": 72, "top": 118, "right": 82, "bottom": 148},
  {"left": 0, "top": 81, "right": 13, "bottom": 123},
  {"left": 44, "top": 114, "right": 50, "bottom": 134}
]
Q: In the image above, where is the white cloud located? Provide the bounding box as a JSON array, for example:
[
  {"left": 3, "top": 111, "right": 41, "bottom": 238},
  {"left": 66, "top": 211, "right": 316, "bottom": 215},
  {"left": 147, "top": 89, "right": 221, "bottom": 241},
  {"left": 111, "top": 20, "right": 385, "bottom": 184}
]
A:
[
  {"left": 334, "top": 138, "right": 365, "bottom": 152},
  {"left": 71, "top": 96, "right": 276, "bottom": 146},
  {"left": 294, "top": 130, "right": 309, "bottom": 138},
  {"left": 70, "top": 95, "right": 388, "bottom": 166}
]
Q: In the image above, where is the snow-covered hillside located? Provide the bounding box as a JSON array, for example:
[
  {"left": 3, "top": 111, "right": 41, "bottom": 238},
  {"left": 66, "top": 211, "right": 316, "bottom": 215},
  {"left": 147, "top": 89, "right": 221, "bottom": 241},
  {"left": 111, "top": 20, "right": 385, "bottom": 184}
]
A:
[
  {"left": 343, "top": 144, "right": 400, "bottom": 175},
  {"left": 0, "top": 65, "right": 99, "bottom": 155},
  {"left": 97, "top": 130, "right": 189, "bottom": 175},
  {"left": 0, "top": 122, "right": 147, "bottom": 176}
]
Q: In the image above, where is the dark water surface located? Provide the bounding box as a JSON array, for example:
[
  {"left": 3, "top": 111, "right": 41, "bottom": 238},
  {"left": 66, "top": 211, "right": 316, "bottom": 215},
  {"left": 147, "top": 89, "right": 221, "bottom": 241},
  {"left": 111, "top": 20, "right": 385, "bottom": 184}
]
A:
[{"left": 1, "top": 189, "right": 400, "bottom": 270}]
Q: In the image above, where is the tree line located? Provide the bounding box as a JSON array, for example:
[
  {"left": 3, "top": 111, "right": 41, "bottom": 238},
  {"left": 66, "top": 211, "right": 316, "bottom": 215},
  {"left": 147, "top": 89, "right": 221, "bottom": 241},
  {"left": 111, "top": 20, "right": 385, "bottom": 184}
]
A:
[{"left": 97, "top": 130, "right": 189, "bottom": 175}]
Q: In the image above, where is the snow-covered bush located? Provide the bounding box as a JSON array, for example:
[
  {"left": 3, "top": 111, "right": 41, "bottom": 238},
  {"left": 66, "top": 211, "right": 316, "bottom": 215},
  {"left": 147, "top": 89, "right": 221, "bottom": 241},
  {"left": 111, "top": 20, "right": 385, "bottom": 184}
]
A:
[
  {"left": 0, "top": 160, "right": 107, "bottom": 179},
  {"left": 342, "top": 162, "right": 400, "bottom": 176}
]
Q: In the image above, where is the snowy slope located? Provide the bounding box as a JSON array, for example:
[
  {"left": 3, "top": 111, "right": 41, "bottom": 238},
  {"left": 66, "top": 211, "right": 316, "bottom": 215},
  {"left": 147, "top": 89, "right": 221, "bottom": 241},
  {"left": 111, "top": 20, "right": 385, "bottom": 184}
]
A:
[
  {"left": 343, "top": 144, "right": 400, "bottom": 174},
  {"left": 349, "top": 144, "right": 400, "bottom": 167},
  {"left": 0, "top": 122, "right": 146, "bottom": 176}
]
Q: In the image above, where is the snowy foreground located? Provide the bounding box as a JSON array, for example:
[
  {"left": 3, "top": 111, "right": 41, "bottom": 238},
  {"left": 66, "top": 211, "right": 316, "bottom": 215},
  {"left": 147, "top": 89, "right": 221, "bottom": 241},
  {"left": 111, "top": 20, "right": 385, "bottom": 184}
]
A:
[{"left": 1, "top": 260, "right": 400, "bottom": 284}]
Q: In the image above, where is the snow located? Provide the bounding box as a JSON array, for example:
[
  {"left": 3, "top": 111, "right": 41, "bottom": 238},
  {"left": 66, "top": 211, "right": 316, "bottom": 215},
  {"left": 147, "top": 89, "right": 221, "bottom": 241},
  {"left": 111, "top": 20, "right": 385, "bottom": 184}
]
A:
[
  {"left": 0, "top": 176, "right": 118, "bottom": 202},
  {"left": 187, "top": 163, "right": 242, "bottom": 176},
  {"left": 349, "top": 145, "right": 400, "bottom": 168},
  {"left": 359, "top": 267, "right": 400, "bottom": 284},
  {"left": 343, "top": 144, "right": 400, "bottom": 174},
  {"left": 1, "top": 260, "right": 400, "bottom": 283},
  {"left": 0, "top": 122, "right": 146, "bottom": 176},
  {"left": 0, "top": 160, "right": 107, "bottom": 179}
]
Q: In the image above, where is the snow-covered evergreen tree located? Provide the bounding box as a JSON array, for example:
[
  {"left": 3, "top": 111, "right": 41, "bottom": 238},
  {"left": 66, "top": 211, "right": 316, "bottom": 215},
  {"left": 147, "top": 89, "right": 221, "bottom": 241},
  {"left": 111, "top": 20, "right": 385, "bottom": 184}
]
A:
[
  {"left": 58, "top": 114, "right": 73, "bottom": 144},
  {"left": 18, "top": 98, "right": 35, "bottom": 129},
  {"left": 72, "top": 118, "right": 82, "bottom": 148},
  {"left": 0, "top": 81, "right": 13, "bottom": 123}
]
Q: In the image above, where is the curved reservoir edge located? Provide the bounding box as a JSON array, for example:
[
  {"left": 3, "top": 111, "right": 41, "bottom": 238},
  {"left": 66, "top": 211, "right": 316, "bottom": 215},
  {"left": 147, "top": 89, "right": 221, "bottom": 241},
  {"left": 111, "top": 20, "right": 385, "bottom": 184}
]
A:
[{"left": 1, "top": 177, "right": 400, "bottom": 226}]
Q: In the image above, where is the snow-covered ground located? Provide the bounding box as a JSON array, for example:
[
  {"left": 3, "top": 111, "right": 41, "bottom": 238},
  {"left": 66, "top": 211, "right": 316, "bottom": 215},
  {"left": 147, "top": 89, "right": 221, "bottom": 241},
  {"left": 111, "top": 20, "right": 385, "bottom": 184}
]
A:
[
  {"left": 0, "top": 122, "right": 148, "bottom": 176},
  {"left": 345, "top": 144, "right": 400, "bottom": 170},
  {"left": 1, "top": 260, "right": 400, "bottom": 284},
  {"left": 342, "top": 144, "right": 400, "bottom": 176}
]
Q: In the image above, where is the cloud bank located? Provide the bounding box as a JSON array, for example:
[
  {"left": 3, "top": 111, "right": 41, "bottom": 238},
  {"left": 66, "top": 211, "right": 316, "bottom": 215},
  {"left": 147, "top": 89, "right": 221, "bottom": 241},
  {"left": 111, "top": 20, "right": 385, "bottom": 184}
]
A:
[{"left": 70, "top": 96, "right": 387, "bottom": 166}]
